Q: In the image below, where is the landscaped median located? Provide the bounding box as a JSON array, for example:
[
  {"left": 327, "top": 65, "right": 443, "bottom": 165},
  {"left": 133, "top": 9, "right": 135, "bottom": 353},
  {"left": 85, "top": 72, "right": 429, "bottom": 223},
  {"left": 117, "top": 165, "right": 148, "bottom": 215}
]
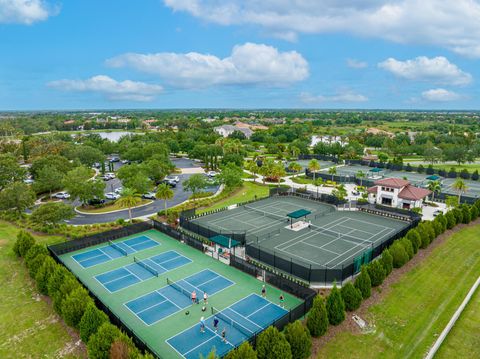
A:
[{"left": 74, "top": 199, "right": 153, "bottom": 214}]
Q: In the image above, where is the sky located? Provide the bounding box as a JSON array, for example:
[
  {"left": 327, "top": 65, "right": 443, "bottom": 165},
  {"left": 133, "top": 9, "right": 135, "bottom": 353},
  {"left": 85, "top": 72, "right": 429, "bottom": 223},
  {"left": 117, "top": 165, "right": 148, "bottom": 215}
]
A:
[{"left": 1, "top": 0, "right": 480, "bottom": 110}]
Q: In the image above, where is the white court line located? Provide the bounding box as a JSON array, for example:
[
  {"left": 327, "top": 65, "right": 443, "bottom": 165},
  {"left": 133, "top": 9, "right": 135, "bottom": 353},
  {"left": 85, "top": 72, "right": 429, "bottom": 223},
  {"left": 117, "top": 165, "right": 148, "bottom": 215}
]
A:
[
  {"left": 299, "top": 241, "right": 341, "bottom": 256},
  {"left": 183, "top": 326, "right": 234, "bottom": 357},
  {"left": 227, "top": 307, "right": 263, "bottom": 330},
  {"left": 136, "top": 298, "right": 170, "bottom": 315},
  {"left": 246, "top": 302, "right": 272, "bottom": 319}
]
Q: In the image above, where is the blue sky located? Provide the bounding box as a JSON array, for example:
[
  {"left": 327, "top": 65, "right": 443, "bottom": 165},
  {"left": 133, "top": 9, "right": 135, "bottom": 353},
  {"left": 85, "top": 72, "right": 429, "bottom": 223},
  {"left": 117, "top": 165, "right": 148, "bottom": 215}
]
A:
[{"left": 1, "top": 0, "right": 480, "bottom": 110}]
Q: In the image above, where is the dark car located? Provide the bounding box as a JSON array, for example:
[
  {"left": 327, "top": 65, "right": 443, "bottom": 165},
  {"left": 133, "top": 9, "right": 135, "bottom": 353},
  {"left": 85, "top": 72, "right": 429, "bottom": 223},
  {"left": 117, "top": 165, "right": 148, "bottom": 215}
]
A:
[
  {"left": 158, "top": 179, "right": 177, "bottom": 188},
  {"left": 88, "top": 198, "right": 106, "bottom": 206}
]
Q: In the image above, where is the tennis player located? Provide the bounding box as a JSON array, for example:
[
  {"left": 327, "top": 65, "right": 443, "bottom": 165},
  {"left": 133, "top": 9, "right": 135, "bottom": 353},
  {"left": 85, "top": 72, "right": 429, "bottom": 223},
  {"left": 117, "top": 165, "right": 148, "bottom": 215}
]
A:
[
  {"left": 261, "top": 284, "right": 266, "bottom": 298},
  {"left": 221, "top": 327, "right": 227, "bottom": 343},
  {"left": 279, "top": 293, "right": 285, "bottom": 308},
  {"left": 200, "top": 316, "right": 205, "bottom": 333},
  {"left": 191, "top": 290, "right": 197, "bottom": 304},
  {"left": 203, "top": 292, "right": 208, "bottom": 305},
  {"left": 213, "top": 315, "right": 219, "bottom": 332}
]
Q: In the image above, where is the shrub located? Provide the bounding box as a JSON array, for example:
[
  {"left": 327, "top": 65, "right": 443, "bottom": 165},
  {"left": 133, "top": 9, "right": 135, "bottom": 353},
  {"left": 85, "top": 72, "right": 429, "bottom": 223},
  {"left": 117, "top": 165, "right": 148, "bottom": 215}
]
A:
[
  {"left": 326, "top": 283, "right": 345, "bottom": 325},
  {"left": 79, "top": 302, "right": 109, "bottom": 343},
  {"left": 284, "top": 320, "right": 312, "bottom": 359},
  {"left": 306, "top": 295, "right": 328, "bottom": 337},
  {"left": 109, "top": 333, "right": 140, "bottom": 359},
  {"left": 62, "top": 287, "right": 93, "bottom": 328},
  {"left": 399, "top": 238, "right": 414, "bottom": 260},
  {"left": 340, "top": 282, "right": 362, "bottom": 311},
  {"left": 35, "top": 256, "right": 57, "bottom": 295},
  {"left": 452, "top": 208, "right": 463, "bottom": 225},
  {"left": 472, "top": 170, "right": 479, "bottom": 181},
  {"left": 435, "top": 213, "right": 448, "bottom": 232},
  {"left": 24, "top": 244, "right": 48, "bottom": 270},
  {"left": 13, "top": 230, "right": 35, "bottom": 257},
  {"left": 225, "top": 342, "right": 257, "bottom": 359},
  {"left": 52, "top": 274, "right": 81, "bottom": 314},
  {"left": 354, "top": 266, "right": 371, "bottom": 299},
  {"left": 27, "top": 253, "right": 48, "bottom": 279},
  {"left": 390, "top": 241, "right": 409, "bottom": 268},
  {"left": 367, "top": 260, "right": 386, "bottom": 287},
  {"left": 461, "top": 205, "right": 471, "bottom": 224},
  {"left": 445, "top": 212, "right": 456, "bottom": 229},
  {"left": 87, "top": 322, "right": 122, "bottom": 359},
  {"left": 406, "top": 229, "right": 421, "bottom": 253},
  {"left": 470, "top": 205, "right": 479, "bottom": 220},
  {"left": 380, "top": 249, "right": 393, "bottom": 276},
  {"left": 432, "top": 220, "right": 443, "bottom": 237},
  {"left": 256, "top": 326, "right": 292, "bottom": 359},
  {"left": 47, "top": 264, "right": 70, "bottom": 298}
]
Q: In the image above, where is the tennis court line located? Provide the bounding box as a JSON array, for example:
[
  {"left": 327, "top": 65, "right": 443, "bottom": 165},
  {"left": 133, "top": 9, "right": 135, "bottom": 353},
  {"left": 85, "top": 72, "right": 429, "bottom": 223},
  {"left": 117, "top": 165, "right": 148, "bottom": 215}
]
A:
[
  {"left": 183, "top": 326, "right": 234, "bottom": 358},
  {"left": 246, "top": 302, "right": 272, "bottom": 319},
  {"left": 135, "top": 298, "right": 170, "bottom": 316},
  {"left": 298, "top": 241, "right": 341, "bottom": 256},
  {"left": 227, "top": 307, "right": 263, "bottom": 330},
  {"left": 73, "top": 246, "right": 115, "bottom": 269},
  {"left": 95, "top": 266, "right": 146, "bottom": 294}
]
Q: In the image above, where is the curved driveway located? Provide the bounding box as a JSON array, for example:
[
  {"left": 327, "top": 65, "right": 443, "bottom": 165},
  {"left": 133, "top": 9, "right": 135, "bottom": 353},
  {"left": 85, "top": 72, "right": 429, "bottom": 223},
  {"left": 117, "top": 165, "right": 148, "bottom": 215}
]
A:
[{"left": 67, "top": 158, "right": 218, "bottom": 225}]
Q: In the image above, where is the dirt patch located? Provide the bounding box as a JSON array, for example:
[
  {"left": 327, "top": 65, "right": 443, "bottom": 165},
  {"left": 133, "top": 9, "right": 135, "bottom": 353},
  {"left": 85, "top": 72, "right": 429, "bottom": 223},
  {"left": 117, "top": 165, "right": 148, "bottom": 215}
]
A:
[{"left": 310, "top": 219, "right": 480, "bottom": 358}]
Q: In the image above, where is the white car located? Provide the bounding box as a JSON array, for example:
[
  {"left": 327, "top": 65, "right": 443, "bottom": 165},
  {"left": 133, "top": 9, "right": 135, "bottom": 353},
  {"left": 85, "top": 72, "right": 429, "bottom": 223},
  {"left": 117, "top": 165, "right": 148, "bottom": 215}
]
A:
[
  {"left": 142, "top": 192, "right": 156, "bottom": 200},
  {"left": 53, "top": 192, "right": 70, "bottom": 199},
  {"left": 105, "top": 192, "right": 120, "bottom": 200},
  {"left": 206, "top": 171, "right": 218, "bottom": 177},
  {"left": 114, "top": 187, "right": 123, "bottom": 194},
  {"left": 165, "top": 175, "right": 180, "bottom": 183},
  {"left": 106, "top": 172, "right": 116, "bottom": 179},
  {"left": 24, "top": 178, "right": 34, "bottom": 185}
]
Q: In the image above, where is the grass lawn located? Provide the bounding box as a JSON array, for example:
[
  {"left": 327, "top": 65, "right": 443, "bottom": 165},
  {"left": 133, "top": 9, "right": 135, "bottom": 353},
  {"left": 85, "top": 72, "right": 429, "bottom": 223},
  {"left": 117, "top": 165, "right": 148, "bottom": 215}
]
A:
[
  {"left": 77, "top": 199, "right": 152, "bottom": 214},
  {"left": 408, "top": 162, "right": 480, "bottom": 174},
  {"left": 316, "top": 224, "right": 480, "bottom": 359},
  {"left": 291, "top": 174, "right": 316, "bottom": 185},
  {"left": 0, "top": 221, "right": 85, "bottom": 358},
  {"left": 198, "top": 181, "right": 270, "bottom": 213},
  {"left": 435, "top": 283, "right": 480, "bottom": 359}
]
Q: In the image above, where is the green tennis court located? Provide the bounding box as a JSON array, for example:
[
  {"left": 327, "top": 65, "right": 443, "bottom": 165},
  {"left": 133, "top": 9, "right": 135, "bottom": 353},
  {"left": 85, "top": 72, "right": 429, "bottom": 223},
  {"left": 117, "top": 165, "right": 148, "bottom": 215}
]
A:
[{"left": 58, "top": 229, "right": 302, "bottom": 358}]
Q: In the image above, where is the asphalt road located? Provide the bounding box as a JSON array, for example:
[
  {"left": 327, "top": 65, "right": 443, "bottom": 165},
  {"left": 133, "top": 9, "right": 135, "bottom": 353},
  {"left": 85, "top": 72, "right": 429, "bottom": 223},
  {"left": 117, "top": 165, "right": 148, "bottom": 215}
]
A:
[{"left": 66, "top": 158, "right": 218, "bottom": 225}]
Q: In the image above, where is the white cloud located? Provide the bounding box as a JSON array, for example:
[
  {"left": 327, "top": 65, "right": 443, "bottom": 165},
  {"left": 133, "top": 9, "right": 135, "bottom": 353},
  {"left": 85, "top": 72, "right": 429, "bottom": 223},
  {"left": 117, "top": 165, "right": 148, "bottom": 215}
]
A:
[
  {"left": 300, "top": 91, "right": 368, "bottom": 104},
  {"left": 164, "top": 0, "right": 480, "bottom": 57},
  {"left": 0, "top": 0, "right": 56, "bottom": 24},
  {"left": 378, "top": 56, "right": 472, "bottom": 86},
  {"left": 107, "top": 43, "right": 309, "bottom": 88},
  {"left": 347, "top": 58, "right": 368, "bottom": 69},
  {"left": 48, "top": 75, "right": 164, "bottom": 102},
  {"left": 421, "top": 88, "right": 461, "bottom": 102}
]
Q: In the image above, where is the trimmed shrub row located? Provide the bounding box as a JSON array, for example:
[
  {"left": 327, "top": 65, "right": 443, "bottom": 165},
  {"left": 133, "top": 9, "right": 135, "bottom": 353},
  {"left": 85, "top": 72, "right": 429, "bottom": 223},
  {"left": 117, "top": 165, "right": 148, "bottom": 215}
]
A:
[{"left": 13, "top": 231, "right": 153, "bottom": 359}]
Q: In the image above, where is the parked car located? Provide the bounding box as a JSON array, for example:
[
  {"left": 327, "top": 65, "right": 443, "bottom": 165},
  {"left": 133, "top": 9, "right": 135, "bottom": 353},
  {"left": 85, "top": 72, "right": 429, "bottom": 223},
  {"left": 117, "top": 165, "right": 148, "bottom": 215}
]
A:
[
  {"left": 106, "top": 172, "right": 116, "bottom": 179},
  {"left": 88, "top": 198, "right": 106, "bottom": 206},
  {"left": 114, "top": 187, "right": 123, "bottom": 194},
  {"left": 109, "top": 156, "right": 120, "bottom": 163},
  {"left": 24, "top": 178, "right": 34, "bottom": 185},
  {"left": 53, "top": 191, "right": 70, "bottom": 199},
  {"left": 142, "top": 192, "right": 156, "bottom": 200},
  {"left": 351, "top": 190, "right": 360, "bottom": 196},
  {"left": 121, "top": 159, "right": 130, "bottom": 164},
  {"left": 93, "top": 162, "right": 101, "bottom": 168},
  {"left": 160, "top": 179, "right": 177, "bottom": 188},
  {"left": 105, "top": 192, "right": 120, "bottom": 200},
  {"left": 206, "top": 171, "right": 218, "bottom": 177},
  {"left": 165, "top": 175, "right": 180, "bottom": 183}
]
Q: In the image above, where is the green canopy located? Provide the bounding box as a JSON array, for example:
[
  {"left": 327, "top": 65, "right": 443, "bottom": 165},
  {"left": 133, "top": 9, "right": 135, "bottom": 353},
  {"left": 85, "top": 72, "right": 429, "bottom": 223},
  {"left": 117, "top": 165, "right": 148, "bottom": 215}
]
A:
[
  {"left": 426, "top": 175, "right": 441, "bottom": 180},
  {"left": 369, "top": 168, "right": 383, "bottom": 173},
  {"left": 209, "top": 235, "right": 239, "bottom": 249},
  {"left": 287, "top": 209, "right": 312, "bottom": 219}
]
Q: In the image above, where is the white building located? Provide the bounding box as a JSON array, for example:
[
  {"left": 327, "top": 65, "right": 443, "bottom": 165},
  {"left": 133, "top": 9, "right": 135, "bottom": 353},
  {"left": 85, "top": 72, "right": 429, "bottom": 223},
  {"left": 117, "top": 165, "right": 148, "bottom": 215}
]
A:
[
  {"left": 214, "top": 125, "right": 253, "bottom": 139},
  {"left": 367, "top": 178, "right": 431, "bottom": 209},
  {"left": 311, "top": 135, "right": 348, "bottom": 147}
]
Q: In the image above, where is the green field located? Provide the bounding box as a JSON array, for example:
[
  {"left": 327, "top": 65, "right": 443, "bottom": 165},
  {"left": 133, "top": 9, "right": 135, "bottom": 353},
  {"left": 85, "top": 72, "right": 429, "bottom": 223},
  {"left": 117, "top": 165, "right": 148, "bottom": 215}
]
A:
[
  {"left": 435, "top": 283, "right": 480, "bottom": 359},
  {"left": 316, "top": 224, "right": 480, "bottom": 359},
  {"left": 0, "top": 221, "right": 85, "bottom": 358},
  {"left": 408, "top": 162, "right": 480, "bottom": 173},
  {"left": 59, "top": 229, "right": 301, "bottom": 358}
]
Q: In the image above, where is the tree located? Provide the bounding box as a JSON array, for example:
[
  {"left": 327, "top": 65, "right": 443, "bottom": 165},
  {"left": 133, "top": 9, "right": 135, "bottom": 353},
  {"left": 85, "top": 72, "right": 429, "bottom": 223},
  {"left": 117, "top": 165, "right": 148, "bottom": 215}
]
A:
[
  {"left": 308, "top": 159, "right": 320, "bottom": 182},
  {"left": 306, "top": 295, "right": 328, "bottom": 337},
  {"left": 367, "top": 260, "right": 386, "bottom": 287},
  {"left": 30, "top": 154, "right": 73, "bottom": 178},
  {"left": 79, "top": 302, "right": 109, "bottom": 343},
  {"left": 31, "top": 202, "right": 75, "bottom": 226},
  {"left": 62, "top": 286, "right": 93, "bottom": 328},
  {"left": 399, "top": 237, "right": 414, "bottom": 259},
  {"left": 225, "top": 342, "right": 257, "bottom": 359},
  {"left": 155, "top": 183, "right": 174, "bottom": 217},
  {"left": 380, "top": 248, "right": 393, "bottom": 276},
  {"left": 87, "top": 322, "right": 122, "bottom": 359},
  {"left": 406, "top": 229, "right": 421, "bottom": 254},
  {"left": 328, "top": 166, "right": 337, "bottom": 181},
  {"left": 326, "top": 283, "right": 345, "bottom": 325},
  {"left": 63, "top": 166, "right": 105, "bottom": 205},
  {"left": 340, "top": 282, "right": 362, "bottom": 311},
  {"left": 52, "top": 275, "right": 81, "bottom": 314},
  {"left": 117, "top": 188, "right": 141, "bottom": 222},
  {"left": 73, "top": 145, "right": 105, "bottom": 167},
  {"left": 13, "top": 230, "right": 35, "bottom": 257},
  {"left": 288, "top": 162, "right": 302, "bottom": 177},
  {"left": 24, "top": 244, "right": 48, "bottom": 272},
  {"left": 452, "top": 178, "right": 468, "bottom": 203},
  {"left": 356, "top": 170, "right": 365, "bottom": 186},
  {"left": 32, "top": 165, "right": 64, "bottom": 196},
  {"left": 445, "top": 211, "right": 456, "bottom": 229},
  {"left": 0, "top": 154, "right": 26, "bottom": 190},
  {"left": 354, "top": 266, "right": 372, "bottom": 299},
  {"left": 218, "top": 162, "right": 243, "bottom": 189},
  {"left": 183, "top": 174, "right": 208, "bottom": 204},
  {"left": 461, "top": 204, "right": 472, "bottom": 224},
  {"left": 0, "top": 182, "right": 36, "bottom": 214},
  {"left": 390, "top": 241, "right": 409, "bottom": 268},
  {"left": 427, "top": 181, "right": 441, "bottom": 201},
  {"left": 256, "top": 326, "right": 292, "bottom": 359},
  {"left": 445, "top": 195, "right": 458, "bottom": 209},
  {"left": 245, "top": 160, "right": 260, "bottom": 182},
  {"left": 35, "top": 256, "right": 57, "bottom": 295},
  {"left": 284, "top": 320, "right": 311, "bottom": 359},
  {"left": 47, "top": 265, "right": 71, "bottom": 304}
]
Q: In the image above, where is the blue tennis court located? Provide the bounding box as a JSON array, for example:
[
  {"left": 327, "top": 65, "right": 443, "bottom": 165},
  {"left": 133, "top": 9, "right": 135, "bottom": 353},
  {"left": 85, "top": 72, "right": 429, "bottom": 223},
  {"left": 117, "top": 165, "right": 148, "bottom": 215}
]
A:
[
  {"left": 125, "top": 269, "right": 235, "bottom": 325},
  {"left": 72, "top": 235, "right": 159, "bottom": 268},
  {"left": 95, "top": 250, "right": 191, "bottom": 292},
  {"left": 167, "top": 294, "right": 288, "bottom": 359}
]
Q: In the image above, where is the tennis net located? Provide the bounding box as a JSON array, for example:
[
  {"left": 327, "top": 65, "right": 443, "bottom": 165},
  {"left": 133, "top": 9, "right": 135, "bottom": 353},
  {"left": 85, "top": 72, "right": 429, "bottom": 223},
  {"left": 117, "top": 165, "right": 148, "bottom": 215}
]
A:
[
  {"left": 133, "top": 257, "right": 159, "bottom": 277},
  {"left": 243, "top": 205, "right": 286, "bottom": 222},
  {"left": 167, "top": 278, "right": 191, "bottom": 300},
  {"left": 211, "top": 307, "right": 255, "bottom": 337},
  {"left": 108, "top": 240, "right": 128, "bottom": 256},
  {"left": 310, "top": 224, "right": 374, "bottom": 247}
]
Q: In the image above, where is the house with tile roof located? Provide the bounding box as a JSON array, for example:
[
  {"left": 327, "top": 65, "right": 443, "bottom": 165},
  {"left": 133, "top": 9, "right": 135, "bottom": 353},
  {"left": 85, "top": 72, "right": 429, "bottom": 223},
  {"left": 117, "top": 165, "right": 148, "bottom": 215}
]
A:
[{"left": 367, "top": 178, "right": 431, "bottom": 209}]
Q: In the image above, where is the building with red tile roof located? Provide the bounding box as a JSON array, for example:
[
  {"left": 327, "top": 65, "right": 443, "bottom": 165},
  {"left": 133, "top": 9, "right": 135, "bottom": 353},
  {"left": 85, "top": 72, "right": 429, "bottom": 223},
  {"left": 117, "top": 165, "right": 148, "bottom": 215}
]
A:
[{"left": 367, "top": 178, "right": 431, "bottom": 209}]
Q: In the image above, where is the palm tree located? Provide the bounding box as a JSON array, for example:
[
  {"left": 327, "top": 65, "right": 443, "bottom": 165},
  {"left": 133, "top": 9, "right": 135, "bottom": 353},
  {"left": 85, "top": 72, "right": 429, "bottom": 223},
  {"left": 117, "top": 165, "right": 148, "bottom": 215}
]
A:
[
  {"left": 156, "top": 183, "right": 174, "bottom": 217},
  {"left": 452, "top": 178, "right": 468, "bottom": 204},
  {"left": 308, "top": 159, "right": 320, "bottom": 182},
  {"left": 427, "top": 180, "right": 441, "bottom": 201},
  {"left": 117, "top": 187, "right": 141, "bottom": 222},
  {"left": 288, "top": 162, "right": 302, "bottom": 177},
  {"left": 328, "top": 166, "right": 337, "bottom": 181},
  {"left": 245, "top": 160, "right": 259, "bottom": 182},
  {"left": 356, "top": 170, "right": 365, "bottom": 187}
]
